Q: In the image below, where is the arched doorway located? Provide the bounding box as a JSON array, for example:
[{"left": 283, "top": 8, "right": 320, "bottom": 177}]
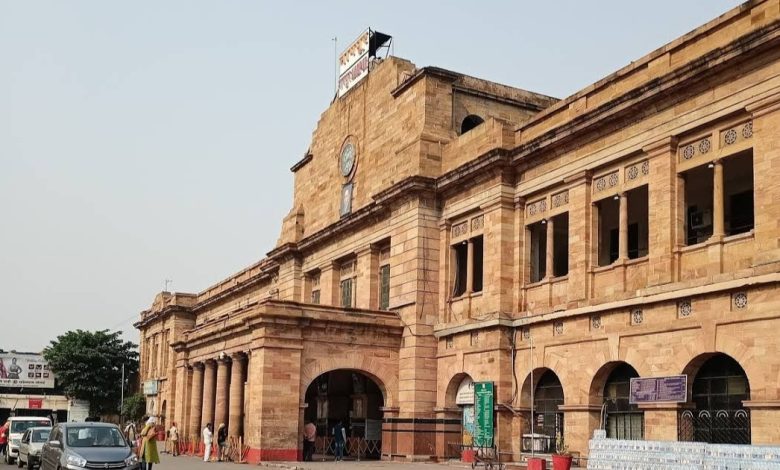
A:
[
  {"left": 304, "top": 370, "right": 384, "bottom": 459},
  {"left": 680, "top": 353, "right": 750, "bottom": 444},
  {"left": 444, "top": 374, "right": 476, "bottom": 451},
  {"left": 602, "top": 363, "right": 643, "bottom": 440},
  {"left": 533, "top": 370, "right": 564, "bottom": 453}
]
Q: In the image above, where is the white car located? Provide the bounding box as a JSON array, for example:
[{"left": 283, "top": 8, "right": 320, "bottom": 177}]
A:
[
  {"left": 17, "top": 426, "right": 51, "bottom": 469},
  {"left": 4, "top": 417, "right": 52, "bottom": 465}
]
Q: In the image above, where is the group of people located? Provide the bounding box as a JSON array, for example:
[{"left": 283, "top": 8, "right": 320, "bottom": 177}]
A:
[
  {"left": 302, "top": 419, "right": 347, "bottom": 462},
  {"left": 201, "top": 422, "right": 229, "bottom": 462},
  {"left": 124, "top": 417, "right": 183, "bottom": 469}
]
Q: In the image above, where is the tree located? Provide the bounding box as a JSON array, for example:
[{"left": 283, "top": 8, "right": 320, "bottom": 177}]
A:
[
  {"left": 121, "top": 393, "right": 146, "bottom": 423},
  {"left": 44, "top": 329, "right": 138, "bottom": 416}
]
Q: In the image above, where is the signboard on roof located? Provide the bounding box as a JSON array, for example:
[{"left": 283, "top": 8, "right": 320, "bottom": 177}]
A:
[
  {"left": 338, "top": 29, "right": 393, "bottom": 97},
  {"left": 0, "top": 353, "right": 55, "bottom": 389}
]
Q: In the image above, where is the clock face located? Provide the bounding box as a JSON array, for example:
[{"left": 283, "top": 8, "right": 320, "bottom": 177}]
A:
[{"left": 340, "top": 143, "right": 356, "bottom": 177}]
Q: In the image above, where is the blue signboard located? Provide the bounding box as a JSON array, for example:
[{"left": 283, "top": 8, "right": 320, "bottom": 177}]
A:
[{"left": 629, "top": 375, "right": 687, "bottom": 404}]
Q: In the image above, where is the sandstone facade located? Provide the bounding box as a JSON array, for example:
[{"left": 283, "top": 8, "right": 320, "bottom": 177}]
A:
[{"left": 136, "top": 0, "right": 780, "bottom": 462}]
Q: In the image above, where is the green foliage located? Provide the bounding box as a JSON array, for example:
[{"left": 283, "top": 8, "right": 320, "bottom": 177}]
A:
[
  {"left": 121, "top": 393, "right": 146, "bottom": 422},
  {"left": 555, "top": 431, "right": 570, "bottom": 456},
  {"left": 43, "top": 329, "right": 138, "bottom": 416}
]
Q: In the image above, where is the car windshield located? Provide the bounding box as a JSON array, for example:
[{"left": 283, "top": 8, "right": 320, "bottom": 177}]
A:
[
  {"left": 31, "top": 429, "right": 50, "bottom": 442},
  {"left": 10, "top": 420, "right": 50, "bottom": 434},
  {"left": 65, "top": 427, "right": 127, "bottom": 448}
]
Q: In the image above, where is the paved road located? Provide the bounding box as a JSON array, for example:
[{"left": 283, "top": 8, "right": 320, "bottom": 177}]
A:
[{"left": 158, "top": 454, "right": 470, "bottom": 470}]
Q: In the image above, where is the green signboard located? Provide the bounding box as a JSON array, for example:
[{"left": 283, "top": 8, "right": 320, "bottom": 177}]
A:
[{"left": 473, "top": 381, "right": 494, "bottom": 447}]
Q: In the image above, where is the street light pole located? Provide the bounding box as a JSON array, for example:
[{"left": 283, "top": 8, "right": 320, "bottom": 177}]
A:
[
  {"left": 530, "top": 335, "right": 535, "bottom": 459},
  {"left": 120, "top": 363, "right": 125, "bottom": 421}
]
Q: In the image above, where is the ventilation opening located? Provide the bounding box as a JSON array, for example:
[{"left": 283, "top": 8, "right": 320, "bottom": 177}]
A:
[{"left": 461, "top": 115, "right": 485, "bottom": 134}]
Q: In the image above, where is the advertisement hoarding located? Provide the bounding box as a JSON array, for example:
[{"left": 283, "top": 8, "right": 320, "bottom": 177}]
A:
[
  {"left": 338, "top": 29, "right": 370, "bottom": 97},
  {"left": 0, "top": 353, "right": 55, "bottom": 389}
]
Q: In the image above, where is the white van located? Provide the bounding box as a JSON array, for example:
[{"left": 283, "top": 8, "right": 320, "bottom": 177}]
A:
[{"left": 4, "top": 416, "right": 52, "bottom": 465}]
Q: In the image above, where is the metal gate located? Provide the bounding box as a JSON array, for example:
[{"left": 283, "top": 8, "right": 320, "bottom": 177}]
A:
[{"left": 678, "top": 409, "right": 751, "bottom": 445}]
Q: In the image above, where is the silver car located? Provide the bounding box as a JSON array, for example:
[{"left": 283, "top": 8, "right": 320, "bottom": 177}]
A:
[
  {"left": 17, "top": 426, "right": 51, "bottom": 469},
  {"left": 40, "top": 423, "right": 139, "bottom": 470}
]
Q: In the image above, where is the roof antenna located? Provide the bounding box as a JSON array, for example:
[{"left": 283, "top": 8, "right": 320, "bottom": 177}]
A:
[{"left": 164, "top": 279, "right": 172, "bottom": 292}]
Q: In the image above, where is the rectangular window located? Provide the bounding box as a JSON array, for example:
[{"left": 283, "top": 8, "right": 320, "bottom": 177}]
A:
[
  {"left": 529, "top": 222, "right": 547, "bottom": 283},
  {"left": 340, "top": 278, "right": 353, "bottom": 308},
  {"left": 684, "top": 165, "right": 714, "bottom": 245},
  {"left": 597, "top": 196, "right": 620, "bottom": 266},
  {"left": 452, "top": 242, "right": 468, "bottom": 297},
  {"left": 472, "top": 235, "right": 483, "bottom": 293},
  {"left": 379, "top": 264, "right": 390, "bottom": 310},
  {"left": 309, "top": 271, "right": 321, "bottom": 304},
  {"left": 552, "top": 213, "right": 569, "bottom": 277},
  {"left": 627, "top": 185, "right": 648, "bottom": 259},
  {"left": 723, "top": 151, "right": 754, "bottom": 236}
]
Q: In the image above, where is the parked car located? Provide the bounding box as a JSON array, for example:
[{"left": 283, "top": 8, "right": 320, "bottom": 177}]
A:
[
  {"left": 40, "top": 422, "right": 139, "bottom": 470},
  {"left": 5, "top": 417, "right": 52, "bottom": 465},
  {"left": 17, "top": 426, "right": 51, "bottom": 469}
]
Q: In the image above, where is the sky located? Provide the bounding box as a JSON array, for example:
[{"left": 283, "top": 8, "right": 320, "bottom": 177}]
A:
[{"left": 0, "top": 0, "right": 742, "bottom": 352}]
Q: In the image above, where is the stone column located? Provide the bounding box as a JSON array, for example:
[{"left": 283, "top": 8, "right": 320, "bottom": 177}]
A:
[
  {"left": 189, "top": 363, "right": 204, "bottom": 438},
  {"left": 215, "top": 357, "right": 230, "bottom": 429},
  {"left": 712, "top": 159, "right": 725, "bottom": 239},
  {"left": 228, "top": 353, "right": 246, "bottom": 439},
  {"left": 465, "top": 239, "right": 474, "bottom": 293},
  {"left": 618, "top": 192, "right": 629, "bottom": 261},
  {"left": 545, "top": 217, "right": 554, "bottom": 279},
  {"left": 201, "top": 359, "right": 217, "bottom": 429}
]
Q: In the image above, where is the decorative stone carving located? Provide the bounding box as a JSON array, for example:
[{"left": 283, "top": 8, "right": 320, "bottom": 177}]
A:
[
  {"left": 678, "top": 300, "right": 692, "bottom": 317},
  {"left": 742, "top": 121, "right": 753, "bottom": 139},
  {"left": 733, "top": 292, "right": 748, "bottom": 310},
  {"left": 608, "top": 172, "right": 619, "bottom": 187},
  {"left": 554, "top": 321, "right": 564, "bottom": 335},
  {"left": 631, "top": 308, "right": 643, "bottom": 325},
  {"left": 471, "top": 215, "right": 484, "bottom": 231},
  {"left": 522, "top": 328, "right": 531, "bottom": 340},
  {"left": 552, "top": 190, "right": 569, "bottom": 208},
  {"left": 527, "top": 199, "right": 547, "bottom": 217},
  {"left": 591, "top": 315, "right": 602, "bottom": 330},
  {"left": 452, "top": 221, "right": 469, "bottom": 238},
  {"left": 699, "top": 137, "right": 711, "bottom": 154}
]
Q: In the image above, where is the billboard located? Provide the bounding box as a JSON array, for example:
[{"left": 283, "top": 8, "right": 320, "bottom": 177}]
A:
[
  {"left": 0, "top": 353, "right": 55, "bottom": 389},
  {"left": 337, "top": 29, "right": 393, "bottom": 98}
]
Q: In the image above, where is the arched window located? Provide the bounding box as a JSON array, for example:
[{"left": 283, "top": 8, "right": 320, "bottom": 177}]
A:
[
  {"left": 603, "top": 363, "right": 643, "bottom": 440},
  {"left": 533, "top": 370, "right": 564, "bottom": 452},
  {"left": 460, "top": 114, "right": 485, "bottom": 134},
  {"left": 682, "top": 353, "right": 750, "bottom": 444}
]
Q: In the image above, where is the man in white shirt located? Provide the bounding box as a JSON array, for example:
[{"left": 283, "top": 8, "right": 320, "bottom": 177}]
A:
[{"left": 202, "top": 423, "right": 213, "bottom": 462}]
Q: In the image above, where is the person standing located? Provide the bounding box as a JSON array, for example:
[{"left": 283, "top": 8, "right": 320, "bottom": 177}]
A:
[
  {"left": 302, "top": 421, "right": 316, "bottom": 461},
  {"left": 0, "top": 420, "right": 8, "bottom": 459},
  {"left": 202, "top": 423, "right": 213, "bottom": 462},
  {"left": 332, "top": 420, "right": 346, "bottom": 462},
  {"left": 168, "top": 422, "right": 179, "bottom": 457},
  {"left": 216, "top": 423, "right": 227, "bottom": 461},
  {"left": 139, "top": 417, "right": 160, "bottom": 470},
  {"left": 124, "top": 421, "right": 137, "bottom": 447}
]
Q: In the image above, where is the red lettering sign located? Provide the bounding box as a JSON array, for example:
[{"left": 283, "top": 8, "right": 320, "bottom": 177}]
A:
[{"left": 28, "top": 399, "right": 43, "bottom": 409}]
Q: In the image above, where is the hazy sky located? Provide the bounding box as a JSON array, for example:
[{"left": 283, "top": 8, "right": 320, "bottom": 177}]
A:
[{"left": 1, "top": 1, "right": 741, "bottom": 352}]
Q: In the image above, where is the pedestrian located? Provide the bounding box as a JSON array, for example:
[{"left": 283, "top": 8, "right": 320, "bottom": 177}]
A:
[
  {"left": 168, "top": 422, "right": 179, "bottom": 457},
  {"left": 0, "top": 419, "right": 8, "bottom": 459},
  {"left": 124, "top": 421, "right": 137, "bottom": 447},
  {"left": 202, "top": 423, "right": 213, "bottom": 462},
  {"left": 332, "top": 420, "right": 346, "bottom": 462},
  {"left": 302, "top": 421, "right": 316, "bottom": 461},
  {"left": 216, "top": 423, "right": 227, "bottom": 461},
  {"left": 138, "top": 417, "right": 160, "bottom": 470}
]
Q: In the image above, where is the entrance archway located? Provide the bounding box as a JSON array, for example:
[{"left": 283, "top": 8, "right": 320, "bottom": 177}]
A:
[
  {"left": 601, "top": 363, "right": 642, "bottom": 440},
  {"left": 304, "top": 370, "right": 384, "bottom": 459},
  {"left": 680, "top": 353, "right": 750, "bottom": 444},
  {"left": 533, "top": 370, "right": 564, "bottom": 453}
]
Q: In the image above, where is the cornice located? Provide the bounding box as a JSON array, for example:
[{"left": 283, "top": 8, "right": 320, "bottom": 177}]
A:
[
  {"left": 390, "top": 66, "right": 461, "bottom": 97},
  {"left": 290, "top": 151, "right": 313, "bottom": 173},
  {"left": 134, "top": 304, "right": 195, "bottom": 330}
]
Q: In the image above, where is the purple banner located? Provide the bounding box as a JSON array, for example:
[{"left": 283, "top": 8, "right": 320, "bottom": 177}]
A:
[{"left": 629, "top": 375, "right": 687, "bottom": 404}]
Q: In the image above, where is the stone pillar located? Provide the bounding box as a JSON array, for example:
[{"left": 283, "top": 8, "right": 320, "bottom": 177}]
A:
[
  {"left": 560, "top": 405, "right": 600, "bottom": 458},
  {"left": 201, "top": 359, "right": 217, "bottom": 429},
  {"left": 748, "top": 97, "right": 780, "bottom": 264},
  {"left": 173, "top": 362, "right": 190, "bottom": 437},
  {"left": 189, "top": 363, "right": 204, "bottom": 438},
  {"left": 618, "top": 192, "right": 629, "bottom": 261},
  {"left": 639, "top": 403, "right": 684, "bottom": 441},
  {"left": 644, "top": 137, "right": 677, "bottom": 286},
  {"left": 712, "top": 159, "right": 725, "bottom": 239},
  {"left": 228, "top": 353, "right": 246, "bottom": 439},
  {"left": 545, "top": 217, "right": 554, "bottom": 279},
  {"left": 565, "top": 173, "right": 591, "bottom": 307},
  {"left": 215, "top": 357, "right": 230, "bottom": 429},
  {"left": 466, "top": 239, "right": 474, "bottom": 293}
]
